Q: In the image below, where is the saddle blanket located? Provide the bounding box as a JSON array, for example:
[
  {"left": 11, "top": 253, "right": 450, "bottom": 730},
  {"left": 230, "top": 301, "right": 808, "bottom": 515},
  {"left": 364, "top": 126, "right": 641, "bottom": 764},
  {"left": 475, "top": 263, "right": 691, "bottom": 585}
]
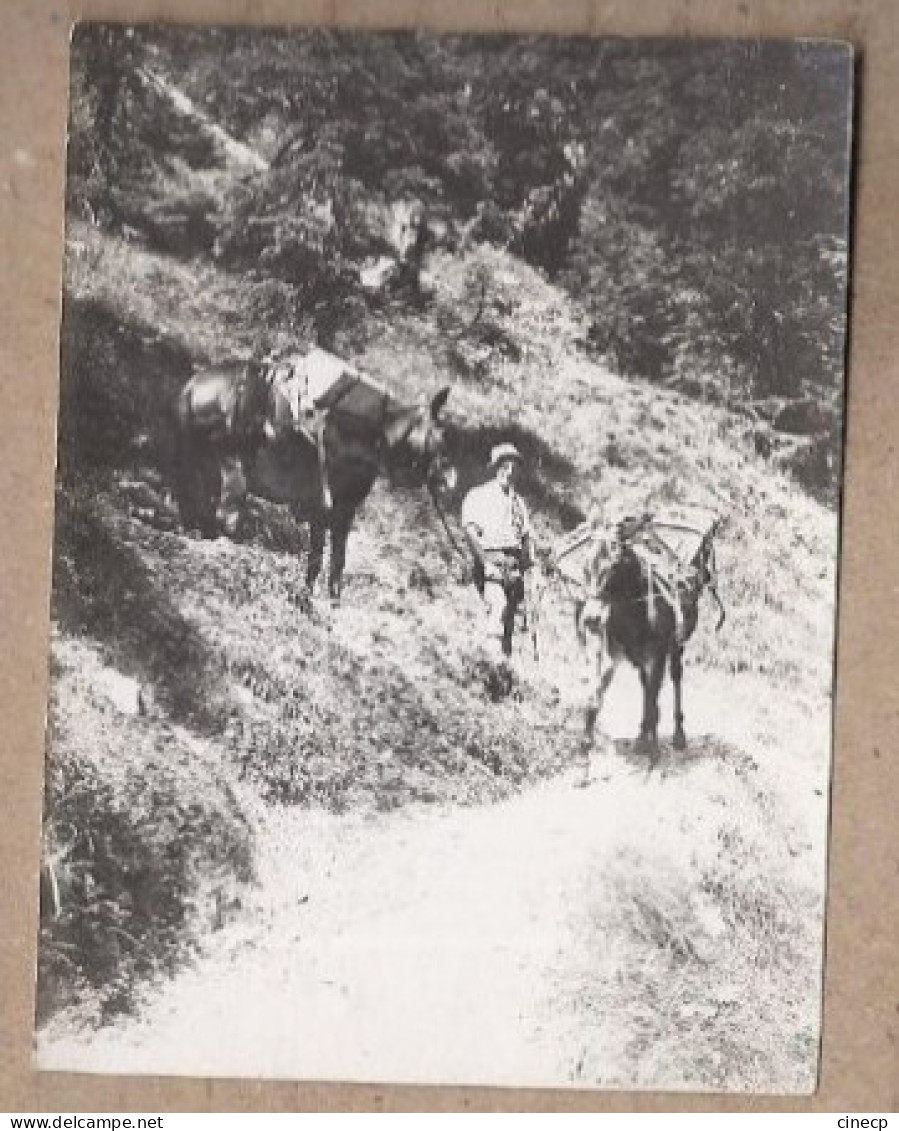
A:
[{"left": 267, "top": 348, "right": 398, "bottom": 430}]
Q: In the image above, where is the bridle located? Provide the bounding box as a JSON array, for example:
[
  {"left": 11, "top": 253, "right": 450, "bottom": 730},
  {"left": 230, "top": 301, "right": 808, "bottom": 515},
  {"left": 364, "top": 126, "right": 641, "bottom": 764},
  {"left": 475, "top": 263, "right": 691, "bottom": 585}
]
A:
[
  {"left": 635, "top": 518, "right": 727, "bottom": 632},
  {"left": 383, "top": 408, "right": 467, "bottom": 558}
]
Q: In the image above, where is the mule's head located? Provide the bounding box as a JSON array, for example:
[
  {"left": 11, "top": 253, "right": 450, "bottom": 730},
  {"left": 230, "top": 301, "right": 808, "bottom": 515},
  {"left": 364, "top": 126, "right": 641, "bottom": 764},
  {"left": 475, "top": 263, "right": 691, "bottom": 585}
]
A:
[
  {"left": 383, "top": 387, "right": 457, "bottom": 495},
  {"left": 575, "top": 541, "right": 620, "bottom": 646},
  {"left": 575, "top": 594, "right": 610, "bottom": 648},
  {"left": 689, "top": 516, "right": 726, "bottom": 629}
]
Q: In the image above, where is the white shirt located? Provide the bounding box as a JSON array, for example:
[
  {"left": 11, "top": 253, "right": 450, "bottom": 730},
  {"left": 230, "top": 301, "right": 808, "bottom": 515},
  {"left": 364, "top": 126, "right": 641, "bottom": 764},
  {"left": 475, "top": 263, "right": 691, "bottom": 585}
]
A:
[{"left": 461, "top": 478, "right": 530, "bottom": 552}]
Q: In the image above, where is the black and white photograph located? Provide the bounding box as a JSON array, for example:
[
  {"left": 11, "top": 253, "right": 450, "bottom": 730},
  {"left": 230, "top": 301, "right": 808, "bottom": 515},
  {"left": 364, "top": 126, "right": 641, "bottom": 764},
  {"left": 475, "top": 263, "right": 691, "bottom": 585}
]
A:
[{"left": 35, "top": 26, "right": 853, "bottom": 1093}]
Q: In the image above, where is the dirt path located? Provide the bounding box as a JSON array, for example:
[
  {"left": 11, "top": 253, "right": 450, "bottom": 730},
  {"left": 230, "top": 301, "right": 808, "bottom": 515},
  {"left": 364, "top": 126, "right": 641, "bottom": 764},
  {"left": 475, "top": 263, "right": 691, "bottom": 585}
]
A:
[
  {"left": 39, "top": 764, "right": 628, "bottom": 1086},
  {"left": 37, "top": 660, "right": 829, "bottom": 1089}
]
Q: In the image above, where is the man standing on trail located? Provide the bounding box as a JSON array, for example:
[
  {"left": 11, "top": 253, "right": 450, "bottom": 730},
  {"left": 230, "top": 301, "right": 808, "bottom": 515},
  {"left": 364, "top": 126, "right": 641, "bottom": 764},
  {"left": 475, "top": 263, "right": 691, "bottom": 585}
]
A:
[{"left": 461, "top": 443, "right": 533, "bottom": 663}]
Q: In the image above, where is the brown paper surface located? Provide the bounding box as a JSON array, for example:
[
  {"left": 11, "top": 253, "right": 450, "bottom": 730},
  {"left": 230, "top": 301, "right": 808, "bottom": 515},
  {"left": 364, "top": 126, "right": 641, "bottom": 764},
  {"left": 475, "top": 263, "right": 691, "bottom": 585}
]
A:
[{"left": 1, "top": 0, "right": 896, "bottom": 1113}]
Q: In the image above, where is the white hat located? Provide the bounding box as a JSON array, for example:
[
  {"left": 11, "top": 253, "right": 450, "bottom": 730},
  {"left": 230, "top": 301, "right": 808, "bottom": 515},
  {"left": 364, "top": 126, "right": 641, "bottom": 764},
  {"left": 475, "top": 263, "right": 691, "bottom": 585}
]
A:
[{"left": 489, "top": 442, "right": 524, "bottom": 470}]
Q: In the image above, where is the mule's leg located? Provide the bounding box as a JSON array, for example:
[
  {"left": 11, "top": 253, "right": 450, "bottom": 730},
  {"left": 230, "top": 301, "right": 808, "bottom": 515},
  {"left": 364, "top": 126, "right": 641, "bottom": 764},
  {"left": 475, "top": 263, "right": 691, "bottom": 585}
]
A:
[
  {"left": 671, "top": 644, "right": 686, "bottom": 750},
  {"left": 327, "top": 507, "right": 355, "bottom": 603},
  {"left": 583, "top": 661, "right": 618, "bottom": 777},
  {"left": 636, "top": 652, "right": 666, "bottom": 754},
  {"left": 175, "top": 439, "right": 221, "bottom": 539},
  {"left": 198, "top": 446, "right": 225, "bottom": 538},
  {"left": 219, "top": 455, "right": 247, "bottom": 538},
  {"left": 304, "top": 517, "right": 327, "bottom": 599},
  {"left": 580, "top": 616, "right": 618, "bottom": 783},
  {"left": 173, "top": 433, "right": 203, "bottom": 533},
  {"left": 585, "top": 659, "right": 617, "bottom": 742},
  {"left": 636, "top": 667, "right": 650, "bottom": 750}
]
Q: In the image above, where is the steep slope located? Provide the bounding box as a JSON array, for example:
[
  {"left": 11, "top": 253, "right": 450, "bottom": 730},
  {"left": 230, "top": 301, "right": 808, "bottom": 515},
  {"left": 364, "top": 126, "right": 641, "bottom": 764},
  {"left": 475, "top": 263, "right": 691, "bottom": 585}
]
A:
[
  {"left": 53, "top": 220, "right": 839, "bottom": 812},
  {"left": 360, "top": 243, "right": 837, "bottom": 694},
  {"left": 41, "top": 221, "right": 837, "bottom": 1090}
]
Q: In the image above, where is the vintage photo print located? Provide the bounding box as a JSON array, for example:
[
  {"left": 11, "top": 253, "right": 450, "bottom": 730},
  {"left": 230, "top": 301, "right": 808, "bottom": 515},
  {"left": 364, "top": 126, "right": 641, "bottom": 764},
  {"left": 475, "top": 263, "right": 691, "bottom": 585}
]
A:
[{"left": 35, "top": 26, "right": 853, "bottom": 1092}]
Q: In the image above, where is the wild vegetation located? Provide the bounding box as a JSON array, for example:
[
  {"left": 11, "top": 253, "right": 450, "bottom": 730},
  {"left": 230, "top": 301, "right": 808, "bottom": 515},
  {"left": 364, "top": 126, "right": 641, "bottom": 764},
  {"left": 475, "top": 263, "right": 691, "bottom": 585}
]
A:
[
  {"left": 39, "top": 26, "right": 849, "bottom": 1089},
  {"left": 67, "top": 28, "right": 850, "bottom": 500}
]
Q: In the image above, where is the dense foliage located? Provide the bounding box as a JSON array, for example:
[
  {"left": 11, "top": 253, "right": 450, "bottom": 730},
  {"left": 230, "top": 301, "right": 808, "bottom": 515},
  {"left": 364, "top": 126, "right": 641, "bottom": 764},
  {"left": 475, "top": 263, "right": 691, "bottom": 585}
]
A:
[{"left": 68, "top": 28, "right": 850, "bottom": 489}]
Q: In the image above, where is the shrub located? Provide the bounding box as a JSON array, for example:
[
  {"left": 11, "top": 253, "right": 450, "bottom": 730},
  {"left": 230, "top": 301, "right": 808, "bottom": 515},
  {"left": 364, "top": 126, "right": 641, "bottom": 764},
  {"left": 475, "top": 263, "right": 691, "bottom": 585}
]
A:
[{"left": 38, "top": 640, "right": 256, "bottom": 1024}]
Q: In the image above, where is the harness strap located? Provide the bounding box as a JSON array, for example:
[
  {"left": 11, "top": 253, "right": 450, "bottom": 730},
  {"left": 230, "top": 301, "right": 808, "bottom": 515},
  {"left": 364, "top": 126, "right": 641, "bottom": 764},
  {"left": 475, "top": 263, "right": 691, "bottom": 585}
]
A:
[
  {"left": 708, "top": 581, "right": 726, "bottom": 631},
  {"left": 644, "top": 561, "right": 687, "bottom": 642},
  {"left": 313, "top": 411, "right": 332, "bottom": 510},
  {"left": 705, "top": 540, "right": 726, "bottom": 630},
  {"left": 427, "top": 480, "right": 467, "bottom": 558}
]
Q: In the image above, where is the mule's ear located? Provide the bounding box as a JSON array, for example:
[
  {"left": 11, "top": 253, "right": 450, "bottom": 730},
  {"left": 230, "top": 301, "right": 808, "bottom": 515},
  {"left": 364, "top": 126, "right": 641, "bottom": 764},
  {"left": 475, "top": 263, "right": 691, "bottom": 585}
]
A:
[{"left": 430, "top": 386, "right": 451, "bottom": 420}]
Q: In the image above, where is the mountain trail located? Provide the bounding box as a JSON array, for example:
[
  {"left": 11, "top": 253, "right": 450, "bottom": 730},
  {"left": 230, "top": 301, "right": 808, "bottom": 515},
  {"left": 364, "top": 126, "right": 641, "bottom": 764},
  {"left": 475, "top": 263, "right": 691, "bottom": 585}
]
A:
[{"left": 36, "top": 657, "right": 828, "bottom": 1089}]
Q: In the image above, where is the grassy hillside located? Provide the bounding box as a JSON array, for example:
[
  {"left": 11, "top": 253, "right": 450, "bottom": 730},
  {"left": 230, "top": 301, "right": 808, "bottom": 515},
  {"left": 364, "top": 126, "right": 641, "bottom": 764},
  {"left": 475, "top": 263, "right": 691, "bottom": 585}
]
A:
[
  {"left": 39, "top": 33, "right": 846, "bottom": 1085},
  {"left": 61, "top": 219, "right": 837, "bottom": 693},
  {"left": 42, "top": 217, "right": 838, "bottom": 1052}
]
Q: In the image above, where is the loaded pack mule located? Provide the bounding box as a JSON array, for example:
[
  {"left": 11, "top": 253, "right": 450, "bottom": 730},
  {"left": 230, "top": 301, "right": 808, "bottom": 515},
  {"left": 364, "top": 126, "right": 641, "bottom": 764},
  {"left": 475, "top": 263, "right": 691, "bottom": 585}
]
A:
[
  {"left": 554, "top": 511, "right": 725, "bottom": 770},
  {"left": 171, "top": 347, "right": 456, "bottom": 601}
]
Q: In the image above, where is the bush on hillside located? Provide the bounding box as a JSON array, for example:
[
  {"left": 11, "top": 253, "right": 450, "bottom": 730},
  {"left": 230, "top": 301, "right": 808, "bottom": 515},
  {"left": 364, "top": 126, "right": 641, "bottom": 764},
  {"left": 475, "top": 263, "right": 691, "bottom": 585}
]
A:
[
  {"left": 777, "top": 431, "right": 842, "bottom": 509},
  {"left": 39, "top": 646, "right": 256, "bottom": 1024},
  {"left": 57, "top": 296, "right": 194, "bottom": 476}
]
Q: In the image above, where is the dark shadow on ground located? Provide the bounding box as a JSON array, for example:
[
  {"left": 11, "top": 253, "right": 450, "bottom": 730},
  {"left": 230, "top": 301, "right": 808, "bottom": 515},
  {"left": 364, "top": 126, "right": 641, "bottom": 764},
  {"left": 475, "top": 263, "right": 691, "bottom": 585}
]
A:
[
  {"left": 604, "top": 732, "right": 758, "bottom": 780},
  {"left": 52, "top": 477, "right": 227, "bottom": 735}
]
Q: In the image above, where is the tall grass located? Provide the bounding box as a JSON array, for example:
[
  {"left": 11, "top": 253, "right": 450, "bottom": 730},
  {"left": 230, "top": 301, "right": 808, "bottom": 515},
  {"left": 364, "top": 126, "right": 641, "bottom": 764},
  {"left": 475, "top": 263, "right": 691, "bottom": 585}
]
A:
[{"left": 557, "top": 742, "right": 823, "bottom": 1092}]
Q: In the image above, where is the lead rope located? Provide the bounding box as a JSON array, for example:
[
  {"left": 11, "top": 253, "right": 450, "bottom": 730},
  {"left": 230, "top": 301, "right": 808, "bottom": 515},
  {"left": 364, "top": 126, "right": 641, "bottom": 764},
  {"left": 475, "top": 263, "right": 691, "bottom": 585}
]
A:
[
  {"left": 427, "top": 480, "right": 468, "bottom": 559},
  {"left": 706, "top": 541, "right": 726, "bottom": 630},
  {"left": 508, "top": 490, "right": 542, "bottom": 659}
]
